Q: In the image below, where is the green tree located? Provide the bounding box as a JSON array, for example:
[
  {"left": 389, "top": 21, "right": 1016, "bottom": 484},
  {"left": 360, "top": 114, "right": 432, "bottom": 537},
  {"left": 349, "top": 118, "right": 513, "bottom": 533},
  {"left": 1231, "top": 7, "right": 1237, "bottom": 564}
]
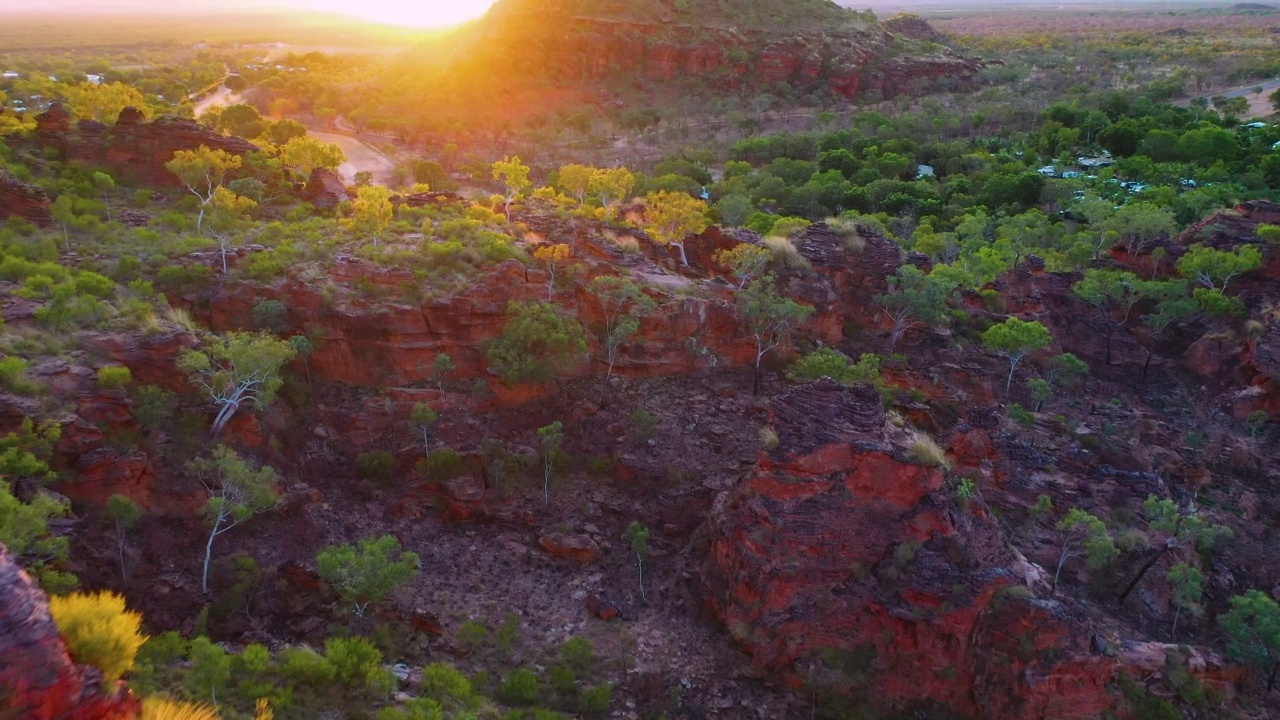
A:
[
  {"left": 1073, "top": 269, "right": 1158, "bottom": 365},
  {"left": 1176, "top": 244, "right": 1262, "bottom": 292},
  {"left": 105, "top": 494, "right": 143, "bottom": 584},
  {"left": 588, "top": 276, "right": 655, "bottom": 379},
  {"left": 642, "top": 190, "right": 710, "bottom": 266},
  {"left": 207, "top": 186, "right": 256, "bottom": 274},
  {"left": 714, "top": 194, "right": 754, "bottom": 227},
  {"left": 1117, "top": 495, "right": 1232, "bottom": 605},
  {"left": 1, "top": 421, "right": 74, "bottom": 593},
  {"left": 1220, "top": 589, "right": 1280, "bottom": 691},
  {"left": 278, "top": 136, "right": 345, "bottom": 178},
  {"left": 1053, "top": 508, "right": 1117, "bottom": 595},
  {"left": 1109, "top": 202, "right": 1175, "bottom": 256},
  {"left": 178, "top": 331, "right": 296, "bottom": 436},
  {"left": 981, "top": 317, "right": 1052, "bottom": 391},
  {"left": 188, "top": 445, "right": 280, "bottom": 593},
  {"left": 1028, "top": 377, "right": 1053, "bottom": 412},
  {"left": 92, "top": 171, "right": 115, "bottom": 222},
  {"left": 486, "top": 301, "right": 588, "bottom": 384},
  {"left": 50, "top": 194, "right": 76, "bottom": 252},
  {"left": 537, "top": 421, "right": 563, "bottom": 505},
  {"left": 410, "top": 403, "right": 438, "bottom": 453},
  {"left": 352, "top": 185, "right": 393, "bottom": 248},
  {"left": 738, "top": 277, "right": 814, "bottom": 394},
  {"left": 1045, "top": 352, "right": 1089, "bottom": 389},
  {"left": 623, "top": 521, "right": 650, "bottom": 602},
  {"left": 876, "top": 265, "right": 953, "bottom": 349},
  {"left": 589, "top": 167, "right": 635, "bottom": 219},
  {"left": 431, "top": 353, "right": 455, "bottom": 397},
  {"left": 165, "top": 145, "right": 243, "bottom": 234},
  {"left": 317, "top": 535, "right": 420, "bottom": 617},
  {"left": 492, "top": 155, "right": 531, "bottom": 222},
  {"left": 1166, "top": 562, "right": 1203, "bottom": 635},
  {"left": 557, "top": 163, "right": 595, "bottom": 206},
  {"left": 187, "top": 636, "right": 232, "bottom": 703},
  {"left": 714, "top": 243, "right": 771, "bottom": 289}
]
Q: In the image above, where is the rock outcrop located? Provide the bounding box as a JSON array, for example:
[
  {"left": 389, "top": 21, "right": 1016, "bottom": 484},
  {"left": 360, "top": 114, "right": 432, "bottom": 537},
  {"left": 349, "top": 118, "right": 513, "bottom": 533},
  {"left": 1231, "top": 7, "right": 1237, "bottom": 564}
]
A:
[
  {"left": 458, "top": 0, "right": 983, "bottom": 100},
  {"left": 0, "top": 545, "right": 139, "bottom": 720},
  {"left": 302, "top": 167, "right": 351, "bottom": 209},
  {"left": 34, "top": 104, "right": 258, "bottom": 187},
  {"left": 0, "top": 170, "right": 54, "bottom": 227},
  {"left": 699, "top": 379, "right": 1235, "bottom": 718}
]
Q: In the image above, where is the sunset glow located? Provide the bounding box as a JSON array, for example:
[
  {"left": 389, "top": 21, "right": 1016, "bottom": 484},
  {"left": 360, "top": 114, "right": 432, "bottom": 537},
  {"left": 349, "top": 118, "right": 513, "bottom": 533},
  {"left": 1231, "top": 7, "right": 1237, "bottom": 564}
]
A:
[{"left": 293, "top": 0, "right": 496, "bottom": 27}]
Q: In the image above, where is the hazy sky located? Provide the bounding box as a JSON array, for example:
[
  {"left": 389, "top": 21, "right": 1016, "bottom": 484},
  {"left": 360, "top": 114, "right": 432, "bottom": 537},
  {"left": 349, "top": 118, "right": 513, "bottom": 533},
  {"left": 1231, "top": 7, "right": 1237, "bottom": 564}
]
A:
[{"left": 0, "top": 0, "right": 500, "bottom": 26}]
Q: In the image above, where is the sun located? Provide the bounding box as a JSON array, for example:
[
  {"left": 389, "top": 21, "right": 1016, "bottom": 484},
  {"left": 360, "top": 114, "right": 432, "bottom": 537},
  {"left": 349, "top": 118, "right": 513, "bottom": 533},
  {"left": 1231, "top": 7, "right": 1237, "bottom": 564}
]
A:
[{"left": 298, "top": 0, "right": 497, "bottom": 28}]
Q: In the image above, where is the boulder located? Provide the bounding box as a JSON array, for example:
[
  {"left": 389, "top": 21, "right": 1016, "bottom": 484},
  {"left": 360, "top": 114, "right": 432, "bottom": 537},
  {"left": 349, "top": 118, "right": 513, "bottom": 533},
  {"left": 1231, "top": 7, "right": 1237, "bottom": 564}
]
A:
[
  {"left": 0, "top": 170, "right": 53, "bottom": 227},
  {"left": 302, "top": 167, "right": 351, "bottom": 209},
  {"left": 537, "top": 533, "right": 601, "bottom": 563}
]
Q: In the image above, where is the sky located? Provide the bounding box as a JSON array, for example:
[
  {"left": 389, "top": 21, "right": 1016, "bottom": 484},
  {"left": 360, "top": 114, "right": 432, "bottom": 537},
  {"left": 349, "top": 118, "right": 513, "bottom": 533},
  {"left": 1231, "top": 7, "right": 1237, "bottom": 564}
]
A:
[{"left": 0, "top": 0, "right": 499, "bottom": 27}]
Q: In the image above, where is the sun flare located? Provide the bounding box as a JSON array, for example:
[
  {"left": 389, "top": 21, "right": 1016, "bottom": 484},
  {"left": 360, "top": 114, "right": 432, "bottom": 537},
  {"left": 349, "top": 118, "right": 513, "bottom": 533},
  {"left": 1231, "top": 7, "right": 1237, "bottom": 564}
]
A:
[{"left": 296, "top": 0, "right": 496, "bottom": 28}]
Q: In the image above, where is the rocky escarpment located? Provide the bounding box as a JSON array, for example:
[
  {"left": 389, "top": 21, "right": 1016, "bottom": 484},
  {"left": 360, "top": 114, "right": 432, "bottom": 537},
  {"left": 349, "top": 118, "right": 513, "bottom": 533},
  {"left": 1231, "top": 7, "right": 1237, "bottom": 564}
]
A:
[
  {"left": 0, "top": 545, "right": 139, "bottom": 720},
  {"left": 0, "top": 169, "right": 53, "bottom": 227},
  {"left": 34, "top": 104, "right": 258, "bottom": 188},
  {"left": 699, "top": 379, "right": 1236, "bottom": 718},
  {"left": 459, "top": 0, "right": 983, "bottom": 100}
]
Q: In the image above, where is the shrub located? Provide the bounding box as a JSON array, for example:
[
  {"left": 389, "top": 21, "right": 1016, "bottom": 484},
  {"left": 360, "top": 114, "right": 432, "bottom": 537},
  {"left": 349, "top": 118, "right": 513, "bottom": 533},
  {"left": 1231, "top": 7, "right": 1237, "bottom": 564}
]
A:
[
  {"left": 1007, "top": 403, "right": 1035, "bottom": 426},
  {"left": 762, "top": 235, "right": 810, "bottom": 271},
  {"left": 905, "top": 432, "right": 950, "bottom": 469},
  {"left": 579, "top": 684, "right": 613, "bottom": 716},
  {"left": 497, "top": 668, "right": 540, "bottom": 705},
  {"left": 49, "top": 591, "right": 146, "bottom": 682},
  {"left": 418, "top": 662, "right": 474, "bottom": 708},
  {"left": 238, "top": 643, "right": 271, "bottom": 674},
  {"left": 420, "top": 447, "right": 463, "bottom": 480},
  {"left": 355, "top": 450, "right": 396, "bottom": 485},
  {"left": 788, "top": 348, "right": 881, "bottom": 386},
  {"left": 485, "top": 301, "right": 588, "bottom": 384},
  {"left": 561, "top": 636, "right": 595, "bottom": 675},
  {"left": 280, "top": 647, "right": 335, "bottom": 687},
  {"left": 325, "top": 636, "right": 385, "bottom": 689},
  {"left": 96, "top": 365, "right": 133, "bottom": 389},
  {"left": 455, "top": 620, "right": 487, "bottom": 652},
  {"left": 139, "top": 698, "right": 220, "bottom": 720},
  {"left": 0, "top": 356, "right": 37, "bottom": 394},
  {"left": 376, "top": 698, "right": 445, "bottom": 720},
  {"left": 758, "top": 426, "right": 779, "bottom": 449}
]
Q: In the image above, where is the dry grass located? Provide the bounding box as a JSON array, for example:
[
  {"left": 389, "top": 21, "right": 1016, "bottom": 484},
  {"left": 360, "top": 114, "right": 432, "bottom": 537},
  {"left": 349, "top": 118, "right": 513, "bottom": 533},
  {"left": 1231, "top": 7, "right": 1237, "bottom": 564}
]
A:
[
  {"left": 825, "top": 217, "right": 866, "bottom": 255},
  {"left": 758, "top": 425, "right": 780, "bottom": 450},
  {"left": 762, "top": 236, "right": 811, "bottom": 271},
  {"left": 905, "top": 431, "right": 951, "bottom": 469}
]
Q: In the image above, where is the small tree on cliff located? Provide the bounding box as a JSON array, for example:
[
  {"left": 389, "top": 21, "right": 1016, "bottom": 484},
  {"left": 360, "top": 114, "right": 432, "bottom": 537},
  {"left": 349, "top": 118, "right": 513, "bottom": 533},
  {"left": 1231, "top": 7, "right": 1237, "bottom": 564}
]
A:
[
  {"left": 492, "top": 156, "right": 531, "bottom": 222},
  {"left": 166, "top": 145, "right": 243, "bottom": 234},
  {"left": 1220, "top": 589, "right": 1280, "bottom": 692},
  {"left": 642, "top": 190, "right": 710, "bottom": 267},
  {"left": 534, "top": 243, "right": 571, "bottom": 301},
  {"left": 588, "top": 276, "right": 656, "bottom": 380},
  {"left": 1073, "top": 269, "right": 1160, "bottom": 366},
  {"left": 875, "top": 264, "right": 953, "bottom": 350},
  {"left": 104, "top": 494, "right": 143, "bottom": 584},
  {"left": 432, "top": 353, "right": 455, "bottom": 397},
  {"left": 557, "top": 164, "right": 595, "bottom": 207},
  {"left": 1116, "top": 495, "right": 1231, "bottom": 606},
  {"left": 352, "top": 185, "right": 393, "bottom": 248},
  {"left": 1166, "top": 562, "right": 1203, "bottom": 635},
  {"left": 1176, "top": 243, "right": 1262, "bottom": 293},
  {"left": 981, "top": 317, "right": 1052, "bottom": 392},
  {"left": 188, "top": 445, "right": 279, "bottom": 593},
  {"left": 714, "top": 243, "right": 770, "bottom": 289},
  {"left": 485, "top": 301, "right": 588, "bottom": 384},
  {"left": 178, "top": 331, "right": 296, "bottom": 436},
  {"left": 1052, "top": 508, "right": 1116, "bottom": 596},
  {"left": 537, "top": 421, "right": 563, "bottom": 505},
  {"left": 410, "top": 403, "right": 438, "bottom": 454},
  {"left": 278, "top": 136, "right": 345, "bottom": 179},
  {"left": 589, "top": 167, "right": 635, "bottom": 219},
  {"left": 316, "top": 534, "right": 419, "bottom": 617},
  {"left": 738, "top": 276, "right": 814, "bottom": 394},
  {"left": 624, "top": 520, "right": 650, "bottom": 602},
  {"left": 207, "top": 187, "right": 257, "bottom": 275}
]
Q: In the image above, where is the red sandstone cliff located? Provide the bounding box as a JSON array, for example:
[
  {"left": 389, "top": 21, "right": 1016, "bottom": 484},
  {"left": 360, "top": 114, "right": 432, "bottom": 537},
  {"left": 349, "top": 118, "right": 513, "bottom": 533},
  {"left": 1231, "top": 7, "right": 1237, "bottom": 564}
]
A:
[
  {"left": 34, "top": 104, "right": 258, "bottom": 188},
  {"left": 0, "top": 169, "right": 54, "bottom": 228},
  {"left": 0, "top": 545, "right": 139, "bottom": 720}
]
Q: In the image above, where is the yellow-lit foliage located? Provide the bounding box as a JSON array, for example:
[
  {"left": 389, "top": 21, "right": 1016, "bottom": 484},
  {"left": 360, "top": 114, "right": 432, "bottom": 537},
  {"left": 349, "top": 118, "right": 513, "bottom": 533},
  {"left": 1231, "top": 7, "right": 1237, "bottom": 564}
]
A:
[
  {"left": 49, "top": 591, "right": 146, "bottom": 683},
  {"left": 533, "top": 243, "right": 571, "bottom": 265},
  {"left": 139, "top": 697, "right": 221, "bottom": 720},
  {"left": 254, "top": 698, "right": 274, "bottom": 720}
]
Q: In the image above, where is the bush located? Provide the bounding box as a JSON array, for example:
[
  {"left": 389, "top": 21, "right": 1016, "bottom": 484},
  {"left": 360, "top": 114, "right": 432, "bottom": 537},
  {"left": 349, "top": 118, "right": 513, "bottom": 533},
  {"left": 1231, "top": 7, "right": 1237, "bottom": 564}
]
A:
[
  {"left": 280, "top": 647, "right": 336, "bottom": 687},
  {"left": 376, "top": 698, "right": 445, "bottom": 720},
  {"left": 905, "top": 432, "right": 950, "bottom": 469},
  {"left": 788, "top": 348, "right": 881, "bottom": 386},
  {"left": 485, "top": 301, "right": 588, "bottom": 384},
  {"left": 49, "top": 591, "right": 146, "bottom": 682},
  {"left": 1007, "top": 403, "right": 1035, "bottom": 426},
  {"left": 325, "top": 636, "right": 385, "bottom": 689},
  {"left": 419, "top": 447, "right": 463, "bottom": 480},
  {"left": 0, "top": 356, "right": 37, "bottom": 394},
  {"left": 579, "top": 684, "right": 613, "bottom": 716},
  {"left": 356, "top": 450, "right": 396, "bottom": 484},
  {"left": 497, "top": 668, "right": 540, "bottom": 705},
  {"left": 139, "top": 698, "right": 220, "bottom": 720},
  {"left": 96, "top": 365, "right": 133, "bottom": 389},
  {"left": 418, "top": 662, "right": 474, "bottom": 708}
]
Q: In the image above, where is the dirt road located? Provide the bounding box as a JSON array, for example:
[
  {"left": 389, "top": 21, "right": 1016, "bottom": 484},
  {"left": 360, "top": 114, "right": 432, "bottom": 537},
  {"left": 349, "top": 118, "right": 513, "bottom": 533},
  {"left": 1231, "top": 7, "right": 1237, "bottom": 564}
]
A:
[{"left": 308, "top": 130, "right": 398, "bottom": 186}]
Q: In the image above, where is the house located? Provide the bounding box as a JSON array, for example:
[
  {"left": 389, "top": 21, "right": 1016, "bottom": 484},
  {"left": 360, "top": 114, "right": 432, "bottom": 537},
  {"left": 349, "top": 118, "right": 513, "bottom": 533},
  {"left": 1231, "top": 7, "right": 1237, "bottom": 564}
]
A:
[
  {"left": 86, "top": 74, "right": 103, "bottom": 85},
  {"left": 916, "top": 164, "right": 935, "bottom": 179},
  {"left": 1037, "top": 165, "right": 1057, "bottom": 176},
  {"left": 1078, "top": 156, "right": 1114, "bottom": 169},
  {"left": 1244, "top": 121, "right": 1267, "bottom": 129},
  {"left": 1061, "top": 170, "right": 1082, "bottom": 179},
  {"left": 1, "top": 71, "right": 18, "bottom": 79}
]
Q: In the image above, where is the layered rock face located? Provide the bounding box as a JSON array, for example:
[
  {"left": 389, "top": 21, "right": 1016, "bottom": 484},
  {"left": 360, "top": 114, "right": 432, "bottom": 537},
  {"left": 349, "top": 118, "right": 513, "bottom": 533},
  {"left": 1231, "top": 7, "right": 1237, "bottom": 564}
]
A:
[
  {"left": 0, "top": 546, "right": 138, "bottom": 720},
  {"left": 698, "top": 380, "right": 1234, "bottom": 718},
  {"left": 464, "top": 0, "right": 982, "bottom": 99},
  {"left": 0, "top": 170, "right": 54, "bottom": 227},
  {"left": 34, "top": 104, "right": 258, "bottom": 187}
]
